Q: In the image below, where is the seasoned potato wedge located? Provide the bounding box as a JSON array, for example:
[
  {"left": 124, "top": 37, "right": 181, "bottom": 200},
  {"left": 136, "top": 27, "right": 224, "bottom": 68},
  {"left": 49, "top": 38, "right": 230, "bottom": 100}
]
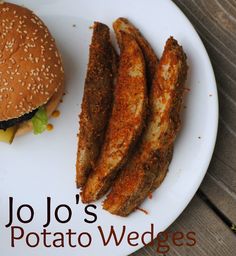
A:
[
  {"left": 76, "top": 22, "right": 118, "bottom": 188},
  {"left": 113, "top": 17, "right": 158, "bottom": 86},
  {"left": 82, "top": 32, "right": 147, "bottom": 203},
  {"left": 103, "top": 37, "right": 188, "bottom": 216}
]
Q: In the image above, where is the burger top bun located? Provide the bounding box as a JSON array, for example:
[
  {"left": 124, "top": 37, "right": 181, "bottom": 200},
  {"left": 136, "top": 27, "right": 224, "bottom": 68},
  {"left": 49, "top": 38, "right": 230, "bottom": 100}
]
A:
[{"left": 0, "top": 2, "right": 65, "bottom": 121}]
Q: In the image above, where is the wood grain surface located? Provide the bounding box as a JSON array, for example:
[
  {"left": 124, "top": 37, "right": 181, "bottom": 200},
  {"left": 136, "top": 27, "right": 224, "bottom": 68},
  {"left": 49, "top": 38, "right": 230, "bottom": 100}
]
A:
[{"left": 131, "top": 0, "right": 236, "bottom": 255}]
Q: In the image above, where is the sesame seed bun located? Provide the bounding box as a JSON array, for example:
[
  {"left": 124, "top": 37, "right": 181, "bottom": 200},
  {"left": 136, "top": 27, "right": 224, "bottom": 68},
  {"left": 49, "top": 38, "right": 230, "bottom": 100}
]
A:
[{"left": 0, "top": 2, "right": 65, "bottom": 121}]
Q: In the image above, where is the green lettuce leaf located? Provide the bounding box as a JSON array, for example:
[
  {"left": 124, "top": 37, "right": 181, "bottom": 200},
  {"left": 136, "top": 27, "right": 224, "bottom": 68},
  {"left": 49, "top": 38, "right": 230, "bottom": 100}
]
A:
[{"left": 31, "top": 107, "right": 48, "bottom": 135}]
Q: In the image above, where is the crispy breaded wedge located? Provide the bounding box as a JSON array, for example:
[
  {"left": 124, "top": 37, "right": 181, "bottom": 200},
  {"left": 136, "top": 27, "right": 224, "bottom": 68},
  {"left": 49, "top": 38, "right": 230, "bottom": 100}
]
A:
[
  {"left": 76, "top": 22, "right": 118, "bottom": 188},
  {"left": 82, "top": 32, "right": 147, "bottom": 203},
  {"left": 113, "top": 17, "right": 158, "bottom": 85},
  {"left": 103, "top": 37, "right": 188, "bottom": 216}
]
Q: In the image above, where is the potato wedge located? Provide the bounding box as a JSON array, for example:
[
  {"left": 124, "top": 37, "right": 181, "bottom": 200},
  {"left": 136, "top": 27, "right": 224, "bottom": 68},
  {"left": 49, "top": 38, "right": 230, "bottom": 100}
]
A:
[
  {"left": 103, "top": 37, "right": 188, "bottom": 216},
  {"left": 76, "top": 22, "right": 118, "bottom": 188},
  {"left": 82, "top": 32, "right": 147, "bottom": 203},
  {"left": 113, "top": 17, "right": 158, "bottom": 86}
]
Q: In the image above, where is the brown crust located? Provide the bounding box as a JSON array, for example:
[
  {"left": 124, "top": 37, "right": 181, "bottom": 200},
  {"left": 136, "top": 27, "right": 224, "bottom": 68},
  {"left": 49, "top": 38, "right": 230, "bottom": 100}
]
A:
[
  {"left": 76, "top": 22, "right": 118, "bottom": 188},
  {"left": 113, "top": 18, "right": 158, "bottom": 86},
  {"left": 0, "top": 2, "right": 64, "bottom": 121},
  {"left": 15, "top": 81, "right": 64, "bottom": 136},
  {"left": 81, "top": 32, "right": 147, "bottom": 203},
  {"left": 103, "top": 37, "right": 188, "bottom": 216}
]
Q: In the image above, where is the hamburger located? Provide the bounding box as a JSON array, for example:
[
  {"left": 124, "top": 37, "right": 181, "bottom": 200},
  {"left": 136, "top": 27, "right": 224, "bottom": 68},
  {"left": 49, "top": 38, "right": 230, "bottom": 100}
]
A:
[{"left": 0, "top": 2, "right": 65, "bottom": 143}]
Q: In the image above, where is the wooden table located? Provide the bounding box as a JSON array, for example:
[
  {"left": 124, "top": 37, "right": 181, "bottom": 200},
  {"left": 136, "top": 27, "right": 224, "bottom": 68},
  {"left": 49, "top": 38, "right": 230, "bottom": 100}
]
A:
[{"left": 132, "top": 0, "right": 236, "bottom": 255}]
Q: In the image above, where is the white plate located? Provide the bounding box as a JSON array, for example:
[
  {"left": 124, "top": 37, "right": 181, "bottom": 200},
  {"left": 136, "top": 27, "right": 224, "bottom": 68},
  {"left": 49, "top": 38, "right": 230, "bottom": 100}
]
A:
[{"left": 0, "top": 0, "right": 218, "bottom": 255}]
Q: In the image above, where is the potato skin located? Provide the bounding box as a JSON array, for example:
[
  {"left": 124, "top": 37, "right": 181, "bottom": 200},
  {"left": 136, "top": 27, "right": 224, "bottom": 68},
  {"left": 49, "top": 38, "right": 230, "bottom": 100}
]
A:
[{"left": 76, "top": 22, "right": 118, "bottom": 188}]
